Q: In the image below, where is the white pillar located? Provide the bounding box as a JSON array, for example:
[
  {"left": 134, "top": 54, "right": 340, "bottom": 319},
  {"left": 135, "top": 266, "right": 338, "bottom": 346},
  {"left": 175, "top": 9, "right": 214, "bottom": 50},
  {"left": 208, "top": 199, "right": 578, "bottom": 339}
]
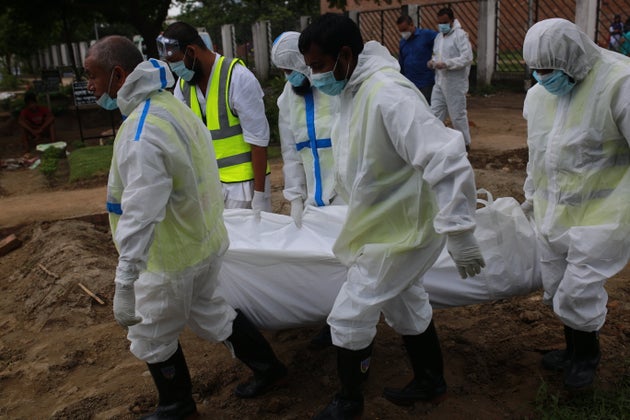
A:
[
  {"left": 477, "top": 0, "right": 497, "bottom": 86},
  {"left": 79, "top": 42, "right": 89, "bottom": 68},
  {"left": 60, "top": 43, "right": 70, "bottom": 66},
  {"left": 575, "top": 0, "right": 598, "bottom": 40},
  {"left": 51, "top": 45, "right": 60, "bottom": 67},
  {"left": 252, "top": 20, "right": 270, "bottom": 80},
  {"left": 408, "top": 5, "right": 419, "bottom": 27},
  {"left": 221, "top": 24, "right": 236, "bottom": 59}
]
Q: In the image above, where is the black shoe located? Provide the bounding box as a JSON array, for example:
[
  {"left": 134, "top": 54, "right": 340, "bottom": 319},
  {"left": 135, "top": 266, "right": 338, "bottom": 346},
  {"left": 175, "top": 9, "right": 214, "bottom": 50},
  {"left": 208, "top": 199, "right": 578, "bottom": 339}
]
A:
[
  {"left": 309, "top": 324, "right": 333, "bottom": 350},
  {"left": 382, "top": 376, "right": 447, "bottom": 406},
  {"left": 564, "top": 330, "right": 600, "bottom": 390},
  {"left": 313, "top": 394, "right": 363, "bottom": 420},
  {"left": 139, "top": 399, "right": 197, "bottom": 419},
  {"left": 143, "top": 344, "right": 197, "bottom": 419},
  {"left": 542, "top": 349, "right": 571, "bottom": 371},
  {"left": 234, "top": 362, "right": 288, "bottom": 398},
  {"left": 227, "top": 310, "right": 288, "bottom": 398}
]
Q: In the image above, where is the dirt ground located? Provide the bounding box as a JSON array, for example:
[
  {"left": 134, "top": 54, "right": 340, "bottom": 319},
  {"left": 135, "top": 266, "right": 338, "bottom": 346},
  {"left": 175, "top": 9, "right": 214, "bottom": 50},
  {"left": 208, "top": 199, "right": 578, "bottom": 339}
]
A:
[{"left": 0, "top": 91, "right": 628, "bottom": 420}]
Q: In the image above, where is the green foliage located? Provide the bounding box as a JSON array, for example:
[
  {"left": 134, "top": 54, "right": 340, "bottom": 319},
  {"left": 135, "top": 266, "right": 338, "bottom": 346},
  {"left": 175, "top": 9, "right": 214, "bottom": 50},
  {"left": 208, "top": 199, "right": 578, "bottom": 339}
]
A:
[
  {"left": 534, "top": 376, "right": 630, "bottom": 419},
  {"left": 0, "top": 71, "right": 19, "bottom": 90},
  {"left": 262, "top": 71, "right": 286, "bottom": 147},
  {"left": 67, "top": 145, "right": 113, "bottom": 182},
  {"left": 38, "top": 147, "right": 64, "bottom": 178}
]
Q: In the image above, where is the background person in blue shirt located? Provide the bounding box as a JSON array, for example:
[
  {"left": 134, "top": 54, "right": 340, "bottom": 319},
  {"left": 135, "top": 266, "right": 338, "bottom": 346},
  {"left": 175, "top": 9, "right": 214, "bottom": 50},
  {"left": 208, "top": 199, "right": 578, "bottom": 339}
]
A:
[{"left": 397, "top": 15, "right": 438, "bottom": 104}]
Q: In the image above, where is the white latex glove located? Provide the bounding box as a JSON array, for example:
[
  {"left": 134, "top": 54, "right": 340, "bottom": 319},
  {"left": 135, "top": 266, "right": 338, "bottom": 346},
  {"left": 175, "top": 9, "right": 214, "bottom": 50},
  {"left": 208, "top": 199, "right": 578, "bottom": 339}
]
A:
[
  {"left": 446, "top": 230, "right": 486, "bottom": 279},
  {"left": 290, "top": 199, "right": 304, "bottom": 228},
  {"left": 435, "top": 61, "right": 447, "bottom": 70},
  {"left": 520, "top": 200, "right": 533, "bottom": 219},
  {"left": 251, "top": 190, "right": 266, "bottom": 221},
  {"left": 113, "top": 280, "right": 142, "bottom": 327}
]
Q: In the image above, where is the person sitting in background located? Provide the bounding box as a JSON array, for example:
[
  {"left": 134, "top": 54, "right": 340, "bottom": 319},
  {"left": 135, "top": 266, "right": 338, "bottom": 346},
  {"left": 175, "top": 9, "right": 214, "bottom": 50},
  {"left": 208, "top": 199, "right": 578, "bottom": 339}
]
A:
[{"left": 18, "top": 92, "right": 56, "bottom": 153}]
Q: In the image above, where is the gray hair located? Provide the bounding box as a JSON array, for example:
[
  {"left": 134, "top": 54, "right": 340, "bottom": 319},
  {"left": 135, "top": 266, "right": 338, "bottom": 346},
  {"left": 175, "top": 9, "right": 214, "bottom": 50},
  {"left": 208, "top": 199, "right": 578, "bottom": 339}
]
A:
[{"left": 86, "top": 35, "right": 143, "bottom": 73}]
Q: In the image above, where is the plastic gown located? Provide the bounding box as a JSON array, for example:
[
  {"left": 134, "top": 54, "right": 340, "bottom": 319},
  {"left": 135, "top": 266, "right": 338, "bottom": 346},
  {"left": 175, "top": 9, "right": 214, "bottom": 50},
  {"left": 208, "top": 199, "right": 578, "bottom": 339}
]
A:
[
  {"left": 523, "top": 19, "right": 630, "bottom": 331},
  {"left": 107, "top": 59, "right": 235, "bottom": 363},
  {"left": 329, "top": 41, "right": 477, "bottom": 350},
  {"left": 430, "top": 19, "right": 473, "bottom": 146},
  {"left": 272, "top": 32, "right": 340, "bottom": 206}
]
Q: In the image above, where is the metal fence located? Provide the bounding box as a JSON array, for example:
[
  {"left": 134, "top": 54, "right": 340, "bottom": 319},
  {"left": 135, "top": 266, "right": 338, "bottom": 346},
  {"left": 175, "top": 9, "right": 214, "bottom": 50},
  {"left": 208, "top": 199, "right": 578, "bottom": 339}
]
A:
[
  {"left": 356, "top": 7, "right": 403, "bottom": 55},
  {"left": 495, "top": 0, "right": 576, "bottom": 75}
]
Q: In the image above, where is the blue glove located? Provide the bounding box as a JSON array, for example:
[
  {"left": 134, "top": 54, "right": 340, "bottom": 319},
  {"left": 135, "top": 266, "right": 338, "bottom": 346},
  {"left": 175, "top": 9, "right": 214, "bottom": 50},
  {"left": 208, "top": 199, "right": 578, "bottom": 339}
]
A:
[{"left": 446, "top": 230, "right": 486, "bottom": 279}]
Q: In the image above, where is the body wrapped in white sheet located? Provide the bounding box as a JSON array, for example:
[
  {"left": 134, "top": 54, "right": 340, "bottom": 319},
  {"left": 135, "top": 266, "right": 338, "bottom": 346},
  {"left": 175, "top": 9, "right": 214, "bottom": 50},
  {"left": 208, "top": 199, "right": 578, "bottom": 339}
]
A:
[{"left": 216, "top": 192, "right": 541, "bottom": 330}]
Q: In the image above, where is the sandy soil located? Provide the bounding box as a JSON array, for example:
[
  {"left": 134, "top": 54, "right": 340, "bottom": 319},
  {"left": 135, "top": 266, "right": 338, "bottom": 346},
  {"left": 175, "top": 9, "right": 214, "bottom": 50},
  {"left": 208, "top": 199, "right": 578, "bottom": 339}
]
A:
[{"left": 0, "top": 92, "right": 628, "bottom": 419}]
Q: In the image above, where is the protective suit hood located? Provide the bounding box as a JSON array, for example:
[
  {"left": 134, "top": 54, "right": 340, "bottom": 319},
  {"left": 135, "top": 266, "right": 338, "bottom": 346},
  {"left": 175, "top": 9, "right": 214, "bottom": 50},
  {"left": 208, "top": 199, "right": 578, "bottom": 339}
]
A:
[
  {"left": 347, "top": 41, "right": 400, "bottom": 90},
  {"left": 271, "top": 31, "right": 310, "bottom": 78},
  {"left": 117, "top": 59, "right": 175, "bottom": 116},
  {"left": 523, "top": 18, "right": 600, "bottom": 81}
]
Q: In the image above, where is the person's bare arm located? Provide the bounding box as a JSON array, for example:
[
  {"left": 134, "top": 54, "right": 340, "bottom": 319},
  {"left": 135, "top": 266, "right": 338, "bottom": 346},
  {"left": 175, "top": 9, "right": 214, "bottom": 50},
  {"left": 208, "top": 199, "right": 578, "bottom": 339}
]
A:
[{"left": 251, "top": 145, "right": 268, "bottom": 192}]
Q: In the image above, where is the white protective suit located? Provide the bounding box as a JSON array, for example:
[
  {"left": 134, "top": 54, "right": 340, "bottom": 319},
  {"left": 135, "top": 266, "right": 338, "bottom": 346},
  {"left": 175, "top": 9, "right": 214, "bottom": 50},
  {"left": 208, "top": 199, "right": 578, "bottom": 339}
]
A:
[
  {"left": 329, "top": 41, "right": 478, "bottom": 350},
  {"left": 430, "top": 19, "right": 473, "bottom": 146},
  {"left": 272, "top": 32, "right": 341, "bottom": 206},
  {"left": 523, "top": 19, "right": 630, "bottom": 331},
  {"left": 107, "top": 59, "right": 236, "bottom": 363}
]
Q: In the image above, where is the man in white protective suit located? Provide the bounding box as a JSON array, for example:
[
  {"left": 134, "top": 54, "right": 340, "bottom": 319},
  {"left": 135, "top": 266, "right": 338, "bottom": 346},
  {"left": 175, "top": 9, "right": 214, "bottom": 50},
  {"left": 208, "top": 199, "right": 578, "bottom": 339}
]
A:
[
  {"left": 271, "top": 31, "right": 342, "bottom": 225},
  {"left": 428, "top": 7, "right": 473, "bottom": 151},
  {"left": 85, "top": 36, "right": 286, "bottom": 419},
  {"left": 271, "top": 31, "right": 342, "bottom": 350},
  {"left": 299, "top": 14, "right": 485, "bottom": 419},
  {"left": 521, "top": 18, "right": 630, "bottom": 390}
]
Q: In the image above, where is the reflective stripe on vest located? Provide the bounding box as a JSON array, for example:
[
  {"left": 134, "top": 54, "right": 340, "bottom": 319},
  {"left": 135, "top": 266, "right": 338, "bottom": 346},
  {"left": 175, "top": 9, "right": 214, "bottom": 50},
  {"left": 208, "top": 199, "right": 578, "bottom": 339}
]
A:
[
  {"left": 294, "top": 91, "right": 332, "bottom": 206},
  {"left": 180, "top": 57, "right": 261, "bottom": 183}
]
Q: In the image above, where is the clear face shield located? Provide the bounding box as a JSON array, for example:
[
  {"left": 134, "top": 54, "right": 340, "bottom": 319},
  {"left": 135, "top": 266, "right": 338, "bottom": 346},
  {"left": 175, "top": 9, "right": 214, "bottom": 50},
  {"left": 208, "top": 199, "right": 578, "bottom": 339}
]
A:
[{"left": 156, "top": 34, "right": 181, "bottom": 59}]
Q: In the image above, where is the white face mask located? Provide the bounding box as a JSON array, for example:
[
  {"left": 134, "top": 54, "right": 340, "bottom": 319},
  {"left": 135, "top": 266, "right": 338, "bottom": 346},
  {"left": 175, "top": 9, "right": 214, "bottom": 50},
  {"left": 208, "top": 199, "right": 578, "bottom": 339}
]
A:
[{"left": 401, "top": 31, "right": 412, "bottom": 40}]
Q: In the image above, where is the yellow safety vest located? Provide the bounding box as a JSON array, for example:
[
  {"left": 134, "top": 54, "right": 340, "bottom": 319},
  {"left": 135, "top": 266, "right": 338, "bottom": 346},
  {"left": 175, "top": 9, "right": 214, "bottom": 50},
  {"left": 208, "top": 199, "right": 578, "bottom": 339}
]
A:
[{"left": 180, "top": 56, "right": 269, "bottom": 183}]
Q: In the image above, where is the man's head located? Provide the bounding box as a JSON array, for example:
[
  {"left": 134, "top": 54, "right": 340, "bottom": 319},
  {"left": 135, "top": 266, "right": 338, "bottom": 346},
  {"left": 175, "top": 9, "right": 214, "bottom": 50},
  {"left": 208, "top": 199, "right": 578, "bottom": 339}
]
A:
[
  {"left": 298, "top": 13, "right": 363, "bottom": 95},
  {"left": 396, "top": 15, "right": 415, "bottom": 39},
  {"left": 437, "top": 8, "right": 454, "bottom": 34},
  {"left": 524, "top": 18, "right": 600, "bottom": 95},
  {"left": 84, "top": 35, "right": 143, "bottom": 104},
  {"left": 614, "top": 14, "right": 621, "bottom": 23},
  {"left": 159, "top": 22, "right": 210, "bottom": 84},
  {"left": 23, "top": 92, "right": 38, "bottom": 110}
]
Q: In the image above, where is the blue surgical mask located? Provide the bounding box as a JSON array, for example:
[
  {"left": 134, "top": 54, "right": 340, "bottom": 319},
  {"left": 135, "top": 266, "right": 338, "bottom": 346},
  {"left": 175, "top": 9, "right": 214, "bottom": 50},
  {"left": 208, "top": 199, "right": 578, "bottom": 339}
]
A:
[
  {"left": 438, "top": 23, "right": 451, "bottom": 34},
  {"left": 286, "top": 71, "right": 306, "bottom": 87},
  {"left": 533, "top": 69, "right": 576, "bottom": 96},
  {"left": 96, "top": 69, "right": 118, "bottom": 110},
  {"left": 311, "top": 56, "right": 349, "bottom": 96},
  {"left": 169, "top": 59, "right": 195, "bottom": 82}
]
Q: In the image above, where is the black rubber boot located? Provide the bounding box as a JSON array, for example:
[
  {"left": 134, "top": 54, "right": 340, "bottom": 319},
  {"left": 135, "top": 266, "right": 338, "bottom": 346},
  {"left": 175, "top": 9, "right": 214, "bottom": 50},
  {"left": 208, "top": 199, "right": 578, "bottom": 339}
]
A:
[
  {"left": 542, "top": 325, "right": 574, "bottom": 371},
  {"left": 313, "top": 344, "right": 373, "bottom": 420},
  {"left": 564, "top": 329, "right": 600, "bottom": 390},
  {"left": 226, "top": 309, "right": 288, "bottom": 398},
  {"left": 382, "top": 320, "right": 447, "bottom": 406},
  {"left": 140, "top": 343, "right": 197, "bottom": 420},
  {"left": 309, "top": 324, "right": 333, "bottom": 350}
]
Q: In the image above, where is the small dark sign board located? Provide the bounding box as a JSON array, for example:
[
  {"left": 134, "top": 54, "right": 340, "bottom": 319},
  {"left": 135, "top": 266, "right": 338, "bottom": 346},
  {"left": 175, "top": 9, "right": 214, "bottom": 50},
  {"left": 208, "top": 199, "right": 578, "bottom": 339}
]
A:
[
  {"left": 72, "top": 81, "right": 96, "bottom": 106},
  {"left": 34, "top": 70, "right": 62, "bottom": 93}
]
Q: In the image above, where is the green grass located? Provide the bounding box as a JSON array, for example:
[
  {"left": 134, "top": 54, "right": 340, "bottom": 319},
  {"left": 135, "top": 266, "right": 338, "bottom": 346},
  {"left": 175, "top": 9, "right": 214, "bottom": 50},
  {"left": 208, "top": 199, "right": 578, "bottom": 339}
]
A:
[
  {"left": 68, "top": 145, "right": 113, "bottom": 182},
  {"left": 66, "top": 143, "right": 281, "bottom": 183},
  {"left": 534, "top": 375, "right": 630, "bottom": 419}
]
